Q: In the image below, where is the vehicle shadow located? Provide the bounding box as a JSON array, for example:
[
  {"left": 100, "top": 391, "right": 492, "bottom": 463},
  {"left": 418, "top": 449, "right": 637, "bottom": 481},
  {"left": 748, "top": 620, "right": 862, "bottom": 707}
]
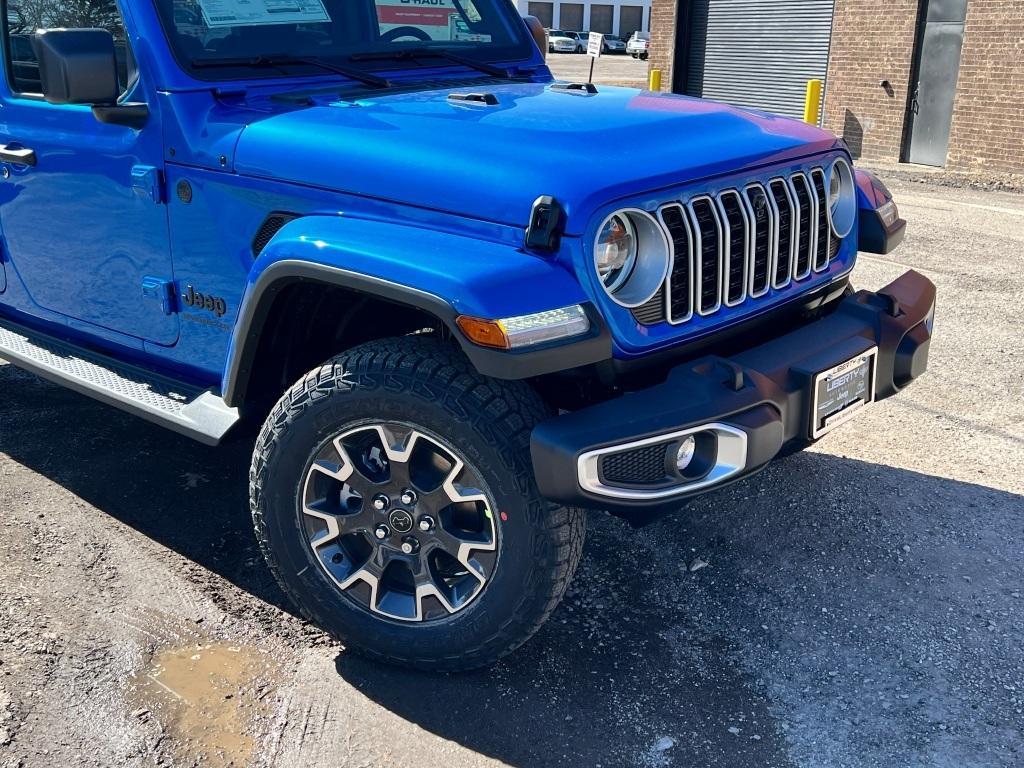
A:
[{"left": 2, "top": 363, "right": 1020, "bottom": 767}]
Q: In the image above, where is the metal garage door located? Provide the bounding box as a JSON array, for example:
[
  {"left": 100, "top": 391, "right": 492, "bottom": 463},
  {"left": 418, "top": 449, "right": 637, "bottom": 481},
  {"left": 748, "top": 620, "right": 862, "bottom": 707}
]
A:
[
  {"left": 620, "top": 5, "right": 644, "bottom": 39},
  {"left": 685, "top": 0, "right": 835, "bottom": 120},
  {"left": 590, "top": 4, "right": 613, "bottom": 34},
  {"left": 528, "top": 1, "right": 553, "bottom": 28},
  {"left": 560, "top": 3, "right": 584, "bottom": 31}
]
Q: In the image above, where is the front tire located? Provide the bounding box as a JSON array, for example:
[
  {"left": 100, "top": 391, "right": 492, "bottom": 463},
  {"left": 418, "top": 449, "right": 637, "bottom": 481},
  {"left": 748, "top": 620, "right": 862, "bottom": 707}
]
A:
[{"left": 250, "top": 337, "right": 585, "bottom": 671}]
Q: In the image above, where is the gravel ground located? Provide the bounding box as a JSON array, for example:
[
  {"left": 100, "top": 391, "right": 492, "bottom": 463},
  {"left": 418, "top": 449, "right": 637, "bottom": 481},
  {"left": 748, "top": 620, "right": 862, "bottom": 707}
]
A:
[{"left": 1, "top": 178, "right": 1022, "bottom": 768}]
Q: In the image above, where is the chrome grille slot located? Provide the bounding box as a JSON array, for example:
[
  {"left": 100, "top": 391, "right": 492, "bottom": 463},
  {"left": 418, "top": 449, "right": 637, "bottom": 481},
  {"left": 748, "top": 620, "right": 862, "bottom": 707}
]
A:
[
  {"left": 810, "top": 169, "right": 832, "bottom": 271},
  {"left": 658, "top": 204, "right": 694, "bottom": 323},
  {"left": 631, "top": 162, "right": 847, "bottom": 327},
  {"left": 790, "top": 173, "right": 816, "bottom": 280},
  {"left": 717, "top": 191, "right": 749, "bottom": 307},
  {"left": 744, "top": 184, "right": 774, "bottom": 298},
  {"left": 769, "top": 179, "right": 795, "bottom": 288},
  {"left": 688, "top": 197, "right": 723, "bottom": 315}
]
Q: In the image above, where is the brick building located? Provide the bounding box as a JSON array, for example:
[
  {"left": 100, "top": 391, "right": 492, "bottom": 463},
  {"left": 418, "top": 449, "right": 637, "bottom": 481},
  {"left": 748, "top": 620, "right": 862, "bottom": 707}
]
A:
[{"left": 646, "top": 0, "right": 1024, "bottom": 173}]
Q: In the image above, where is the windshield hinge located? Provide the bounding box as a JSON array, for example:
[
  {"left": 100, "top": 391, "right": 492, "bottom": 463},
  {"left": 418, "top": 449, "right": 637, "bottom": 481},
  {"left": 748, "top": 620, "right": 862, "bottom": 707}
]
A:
[
  {"left": 525, "top": 195, "right": 565, "bottom": 253},
  {"left": 131, "top": 165, "right": 164, "bottom": 204}
]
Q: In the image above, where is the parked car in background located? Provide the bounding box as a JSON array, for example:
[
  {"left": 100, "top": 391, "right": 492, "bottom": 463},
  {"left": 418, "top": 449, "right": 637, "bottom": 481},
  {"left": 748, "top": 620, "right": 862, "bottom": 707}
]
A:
[
  {"left": 546, "top": 29, "right": 577, "bottom": 53},
  {"left": 602, "top": 34, "right": 627, "bottom": 54},
  {"left": 564, "top": 31, "right": 587, "bottom": 52},
  {"left": 627, "top": 31, "right": 650, "bottom": 59}
]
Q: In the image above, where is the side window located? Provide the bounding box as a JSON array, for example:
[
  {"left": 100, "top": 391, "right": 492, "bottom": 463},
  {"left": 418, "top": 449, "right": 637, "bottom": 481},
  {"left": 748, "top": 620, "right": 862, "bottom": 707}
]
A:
[{"left": 4, "top": 0, "right": 133, "bottom": 95}]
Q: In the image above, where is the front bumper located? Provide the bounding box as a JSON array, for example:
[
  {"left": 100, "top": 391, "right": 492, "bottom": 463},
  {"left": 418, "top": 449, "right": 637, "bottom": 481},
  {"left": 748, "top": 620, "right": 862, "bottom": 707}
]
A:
[{"left": 531, "top": 270, "right": 935, "bottom": 517}]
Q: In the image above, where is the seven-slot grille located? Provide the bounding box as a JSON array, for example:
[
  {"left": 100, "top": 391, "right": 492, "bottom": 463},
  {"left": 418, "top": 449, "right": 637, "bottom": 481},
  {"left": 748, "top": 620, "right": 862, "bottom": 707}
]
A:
[{"left": 637, "top": 167, "right": 843, "bottom": 326}]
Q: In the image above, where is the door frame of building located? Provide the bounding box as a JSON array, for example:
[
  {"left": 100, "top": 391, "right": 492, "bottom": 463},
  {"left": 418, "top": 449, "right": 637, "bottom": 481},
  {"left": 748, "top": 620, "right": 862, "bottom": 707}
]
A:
[
  {"left": 901, "top": 0, "right": 967, "bottom": 166},
  {"left": 669, "top": 0, "right": 694, "bottom": 93},
  {"left": 900, "top": 0, "right": 930, "bottom": 163}
]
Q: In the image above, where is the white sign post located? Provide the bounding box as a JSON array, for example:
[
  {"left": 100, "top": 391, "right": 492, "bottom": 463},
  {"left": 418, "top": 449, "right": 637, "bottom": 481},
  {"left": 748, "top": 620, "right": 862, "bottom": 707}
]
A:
[{"left": 586, "top": 32, "right": 603, "bottom": 83}]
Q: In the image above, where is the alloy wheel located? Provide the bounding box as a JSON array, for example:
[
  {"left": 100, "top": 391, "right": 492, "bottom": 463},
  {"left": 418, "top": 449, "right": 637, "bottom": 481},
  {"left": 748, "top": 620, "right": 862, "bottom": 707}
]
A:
[{"left": 301, "top": 422, "right": 498, "bottom": 622}]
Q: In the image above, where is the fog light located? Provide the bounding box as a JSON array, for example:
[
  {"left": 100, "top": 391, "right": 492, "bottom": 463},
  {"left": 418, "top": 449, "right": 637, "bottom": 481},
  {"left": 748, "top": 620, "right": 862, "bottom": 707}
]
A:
[{"left": 676, "top": 436, "right": 697, "bottom": 471}]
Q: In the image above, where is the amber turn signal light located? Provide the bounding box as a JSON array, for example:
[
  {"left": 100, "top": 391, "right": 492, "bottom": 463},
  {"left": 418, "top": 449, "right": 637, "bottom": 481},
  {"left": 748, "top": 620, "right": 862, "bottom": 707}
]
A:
[{"left": 456, "top": 316, "right": 511, "bottom": 349}]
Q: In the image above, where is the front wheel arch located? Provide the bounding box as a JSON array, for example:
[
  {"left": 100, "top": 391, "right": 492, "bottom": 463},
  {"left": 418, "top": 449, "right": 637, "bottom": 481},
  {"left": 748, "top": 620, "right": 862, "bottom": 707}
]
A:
[{"left": 223, "top": 261, "right": 462, "bottom": 410}]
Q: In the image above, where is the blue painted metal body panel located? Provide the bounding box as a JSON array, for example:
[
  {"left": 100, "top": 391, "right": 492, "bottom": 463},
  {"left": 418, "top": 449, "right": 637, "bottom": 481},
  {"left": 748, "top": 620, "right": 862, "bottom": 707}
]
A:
[
  {"left": 0, "top": 80, "right": 180, "bottom": 345},
  {"left": 0, "top": 0, "right": 868, "bottom": 400},
  {"left": 232, "top": 84, "right": 842, "bottom": 235}
]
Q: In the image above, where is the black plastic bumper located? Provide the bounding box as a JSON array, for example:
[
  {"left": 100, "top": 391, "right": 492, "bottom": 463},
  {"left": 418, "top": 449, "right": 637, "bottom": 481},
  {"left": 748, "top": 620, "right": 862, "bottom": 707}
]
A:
[{"left": 531, "top": 270, "right": 936, "bottom": 518}]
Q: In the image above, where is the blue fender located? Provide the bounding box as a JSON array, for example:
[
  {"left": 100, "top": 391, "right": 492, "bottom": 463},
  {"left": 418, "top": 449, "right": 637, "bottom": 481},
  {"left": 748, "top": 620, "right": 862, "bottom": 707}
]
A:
[{"left": 221, "top": 214, "right": 611, "bottom": 406}]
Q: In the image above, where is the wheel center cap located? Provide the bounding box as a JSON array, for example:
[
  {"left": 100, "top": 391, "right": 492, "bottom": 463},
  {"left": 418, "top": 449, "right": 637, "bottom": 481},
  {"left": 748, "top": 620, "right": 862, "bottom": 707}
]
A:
[{"left": 388, "top": 508, "right": 414, "bottom": 534}]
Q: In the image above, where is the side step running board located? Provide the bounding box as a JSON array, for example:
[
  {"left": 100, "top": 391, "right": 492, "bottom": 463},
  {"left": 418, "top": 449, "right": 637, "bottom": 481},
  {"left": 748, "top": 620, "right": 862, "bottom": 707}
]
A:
[{"left": 0, "top": 318, "right": 239, "bottom": 445}]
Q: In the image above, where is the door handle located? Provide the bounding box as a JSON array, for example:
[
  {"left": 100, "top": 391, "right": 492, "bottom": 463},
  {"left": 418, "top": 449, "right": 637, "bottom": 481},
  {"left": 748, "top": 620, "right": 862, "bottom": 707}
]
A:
[{"left": 0, "top": 144, "right": 37, "bottom": 167}]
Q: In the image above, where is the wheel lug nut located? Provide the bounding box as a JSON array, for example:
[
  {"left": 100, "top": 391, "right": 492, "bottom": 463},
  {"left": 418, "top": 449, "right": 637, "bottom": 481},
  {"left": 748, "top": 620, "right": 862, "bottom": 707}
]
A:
[
  {"left": 372, "top": 494, "right": 390, "bottom": 512},
  {"left": 400, "top": 537, "right": 419, "bottom": 555},
  {"left": 400, "top": 489, "right": 417, "bottom": 506},
  {"left": 418, "top": 516, "right": 435, "bottom": 532},
  {"left": 374, "top": 524, "right": 390, "bottom": 540}
]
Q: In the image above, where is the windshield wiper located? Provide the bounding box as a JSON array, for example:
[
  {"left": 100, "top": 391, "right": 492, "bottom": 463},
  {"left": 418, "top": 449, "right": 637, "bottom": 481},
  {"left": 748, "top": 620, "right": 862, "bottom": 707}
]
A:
[
  {"left": 349, "top": 48, "right": 513, "bottom": 80},
  {"left": 191, "top": 55, "right": 391, "bottom": 89}
]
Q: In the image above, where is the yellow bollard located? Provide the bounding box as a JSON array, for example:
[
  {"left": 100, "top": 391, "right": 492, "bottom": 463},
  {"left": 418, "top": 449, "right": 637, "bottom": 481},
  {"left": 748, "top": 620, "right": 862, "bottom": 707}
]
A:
[
  {"left": 649, "top": 68, "right": 662, "bottom": 92},
  {"left": 803, "top": 79, "right": 823, "bottom": 124}
]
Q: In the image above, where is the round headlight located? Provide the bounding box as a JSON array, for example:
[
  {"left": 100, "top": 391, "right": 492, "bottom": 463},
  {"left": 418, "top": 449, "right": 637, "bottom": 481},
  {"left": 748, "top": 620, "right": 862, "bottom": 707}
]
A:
[
  {"left": 595, "top": 214, "right": 638, "bottom": 293},
  {"left": 829, "top": 170, "right": 841, "bottom": 210},
  {"left": 594, "top": 209, "right": 670, "bottom": 308},
  {"left": 828, "top": 157, "right": 856, "bottom": 240}
]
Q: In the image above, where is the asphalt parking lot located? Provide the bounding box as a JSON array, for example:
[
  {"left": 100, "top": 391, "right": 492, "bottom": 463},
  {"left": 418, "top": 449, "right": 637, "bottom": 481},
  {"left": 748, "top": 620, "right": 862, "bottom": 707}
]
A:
[
  {"left": 1, "top": 177, "right": 1022, "bottom": 768},
  {"left": 546, "top": 50, "right": 649, "bottom": 87}
]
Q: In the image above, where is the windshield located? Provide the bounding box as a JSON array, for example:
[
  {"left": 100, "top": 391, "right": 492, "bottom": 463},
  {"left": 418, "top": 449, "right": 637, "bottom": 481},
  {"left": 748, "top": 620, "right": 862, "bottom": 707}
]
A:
[
  {"left": 156, "top": 0, "right": 533, "bottom": 80},
  {"left": 633, "top": 33, "right": 649, "bottom": 41}
]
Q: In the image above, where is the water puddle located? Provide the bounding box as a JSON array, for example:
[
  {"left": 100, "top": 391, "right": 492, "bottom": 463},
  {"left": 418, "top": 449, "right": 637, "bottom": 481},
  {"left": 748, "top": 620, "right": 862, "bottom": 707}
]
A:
[{"left": 128, "top": 642, "right": 280, "bottom": 767}]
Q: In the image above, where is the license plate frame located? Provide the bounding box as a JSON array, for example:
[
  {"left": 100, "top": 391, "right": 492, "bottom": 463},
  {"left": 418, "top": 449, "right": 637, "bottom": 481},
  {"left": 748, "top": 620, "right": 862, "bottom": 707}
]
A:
[{"left": 809, "top": 347, "right": 878, "bottom": 439}]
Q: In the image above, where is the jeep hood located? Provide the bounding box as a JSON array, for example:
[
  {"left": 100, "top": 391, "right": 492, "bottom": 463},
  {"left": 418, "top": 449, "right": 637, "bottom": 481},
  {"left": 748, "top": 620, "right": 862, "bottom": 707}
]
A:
[{"left": 233, "top": 81, "right": 840, "bottom": 235}]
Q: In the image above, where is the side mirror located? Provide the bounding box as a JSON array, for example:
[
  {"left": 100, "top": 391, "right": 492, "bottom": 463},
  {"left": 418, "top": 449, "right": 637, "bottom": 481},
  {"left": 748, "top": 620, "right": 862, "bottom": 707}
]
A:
[
  {"left": 32, "top": 28, "right": 120, "bottom": 105},
  {"left": 521, "top": 15, "right": 547, "bottom": 61}
]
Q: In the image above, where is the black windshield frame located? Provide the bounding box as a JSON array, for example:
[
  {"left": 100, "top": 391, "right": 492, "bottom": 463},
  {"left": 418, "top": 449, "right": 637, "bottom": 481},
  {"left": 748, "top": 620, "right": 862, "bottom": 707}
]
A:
[{"left": 153, "top": 0, "right": 535, "bottom": 83}]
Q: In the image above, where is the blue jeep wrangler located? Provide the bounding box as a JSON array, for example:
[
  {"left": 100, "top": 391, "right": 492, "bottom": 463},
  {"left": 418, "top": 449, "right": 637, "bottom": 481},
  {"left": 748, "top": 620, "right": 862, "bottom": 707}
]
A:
[{"left": 0, "top": 0, "right": 933, "bottom": 670}]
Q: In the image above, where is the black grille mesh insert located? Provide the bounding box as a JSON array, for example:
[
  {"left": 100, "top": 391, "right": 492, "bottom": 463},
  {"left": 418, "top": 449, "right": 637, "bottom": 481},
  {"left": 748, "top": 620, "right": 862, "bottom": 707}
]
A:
[
  {"left": 810, "top": 171, "right": 832, "bottom": 271},
  {"left": 600, "top": 444, "right": 670, "bottom": 486},
  {"left": 746, "top": 185, "right": 772, "bottom": 295},
  {"left": 660, "top": 205, "right": 693, "bottom": 322},
  {"left": 720, "top": 192, "right": 747, "bottom": 304},
  {"left": 791, "top": 176, "right": 813, "bottom": 278},
  {"left": 691, "top": 198, "right": 720, "bottom": 314},
  {"left": 770, "top": 180, "right": 794, "bottom": 286},
  {"left": 632, "top": 287, "right": 666, "bottom": 325},
  {"left": 252, "top": 213, "right": 299, "bottom": 257}
]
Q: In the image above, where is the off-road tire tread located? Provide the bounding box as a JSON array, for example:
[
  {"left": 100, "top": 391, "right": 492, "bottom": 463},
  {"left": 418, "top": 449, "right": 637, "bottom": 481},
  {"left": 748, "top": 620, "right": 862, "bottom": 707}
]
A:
[{"left": 250, "top": 337, "right": 585, "bottom": 671}]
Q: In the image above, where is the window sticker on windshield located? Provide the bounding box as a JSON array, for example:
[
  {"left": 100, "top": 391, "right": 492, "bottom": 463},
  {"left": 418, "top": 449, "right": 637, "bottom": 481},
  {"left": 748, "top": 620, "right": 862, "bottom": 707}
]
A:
[{"left": 196, "top": 0, "right": 330, "bottom": 28}]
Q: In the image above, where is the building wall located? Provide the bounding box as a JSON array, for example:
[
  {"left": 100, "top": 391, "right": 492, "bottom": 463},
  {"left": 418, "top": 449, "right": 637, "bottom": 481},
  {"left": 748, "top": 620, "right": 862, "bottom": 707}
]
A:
[
  {"left": 944, "top": 0, "right": 1024, "bottom": 172},
  {"left": 650, "top": 0, "right": 1024, "bottom": 173},
  {"left": 821, "top": 0, "right": 919, "bottom": 163},
  {"left": 515, "top": 0, "right": 651, "bottom": 35},
  {"left": 646, "top": 0, "right": 676, "bottom": 90}
]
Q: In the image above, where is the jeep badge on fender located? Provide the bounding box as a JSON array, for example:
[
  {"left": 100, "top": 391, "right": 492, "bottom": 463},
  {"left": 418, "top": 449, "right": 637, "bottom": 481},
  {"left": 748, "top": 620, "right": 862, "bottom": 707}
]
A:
[
  {"left": 0, "top": 1, "right": 932, "bottom": 671},
  {"left": 182, "top": 285, "right": 227, "bottom": 318}
]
